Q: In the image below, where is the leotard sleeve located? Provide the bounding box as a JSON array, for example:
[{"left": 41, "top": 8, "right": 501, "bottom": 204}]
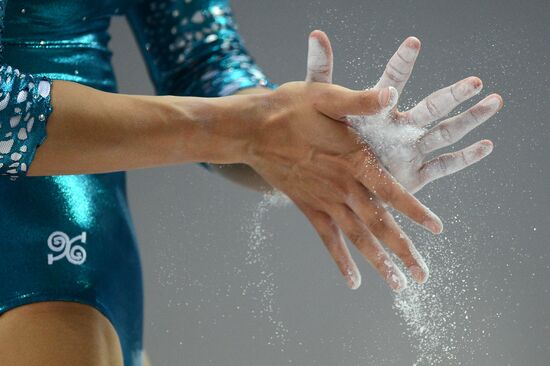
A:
[
  {"left": 0, "top": 1, "right": 53, "bottom": 178},
  {"left": 126, "top": 0, "right": 276, "bottom": 98}
]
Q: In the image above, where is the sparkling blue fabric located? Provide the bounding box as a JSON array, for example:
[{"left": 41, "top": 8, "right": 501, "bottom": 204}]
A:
[
  {"left": 127, "top": 0, "right": 275, "bottom": 97},
  {"left": 0, "top": 1, "right": 272, "bottom": 365},
  {"left": 0, "top": 1, "right": 53, "bottom": 177},
  {"left": 0, "top": 65, "right": 53, "bottom": 177}
]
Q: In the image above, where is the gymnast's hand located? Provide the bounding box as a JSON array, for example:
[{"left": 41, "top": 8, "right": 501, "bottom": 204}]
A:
[
  {"left": 307, "top": 32, "right": 503, "bottom": 194},
  {"left": 238, "top": 41, "right": 449, "bottom": 293}
]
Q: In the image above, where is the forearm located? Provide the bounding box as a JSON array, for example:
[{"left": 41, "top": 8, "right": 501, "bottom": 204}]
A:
[
  {"left": 125, "top": 0, "right": 274, "bottom": 189},
  {"left": 207, "top": 88, "right": 274, "bottom": 192},
  {"left": 27, "top": 81, "right": 258, "bottom": 176}
]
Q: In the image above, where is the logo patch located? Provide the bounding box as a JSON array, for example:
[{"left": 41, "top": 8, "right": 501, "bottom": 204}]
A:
[{"left": 47, "top": 231, "right": 87, "bottom": 265}]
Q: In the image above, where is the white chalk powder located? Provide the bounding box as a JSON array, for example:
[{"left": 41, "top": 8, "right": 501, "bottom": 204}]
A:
[
  {"left": 391, "top": 219, "right": 497, "bottom": 365},
  {"left": 243, "top": 191, "right": 494, "bottom": 365},
  {"left": 243, "top": 88, "right": 492, "bottom": 364},
  {"left": 348, "top": 115, "right": 425, "bottom": 161},
  {"left": 347, "top": 104, "right": 427, "bottom": 194},
  {"left": 347, "top": 112, "right": 469, "bottom": 363},
  {"left": 243, "top": 191, "right": 292, "bottom": 347}
]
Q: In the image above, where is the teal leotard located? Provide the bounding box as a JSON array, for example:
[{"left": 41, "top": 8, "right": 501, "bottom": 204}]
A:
[{"left": 0, "top": 1, "right": 272, "bottom": 365}]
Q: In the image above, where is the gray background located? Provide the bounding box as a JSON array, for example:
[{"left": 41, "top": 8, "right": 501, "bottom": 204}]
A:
[{"left": 108, "top": 0, "right": 550, "bottom": 365}]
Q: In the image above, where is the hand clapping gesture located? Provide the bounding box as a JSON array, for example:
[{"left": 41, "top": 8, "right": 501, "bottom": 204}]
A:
[{"left": 293, "top": 31, "right": 502, "bottom": 290}]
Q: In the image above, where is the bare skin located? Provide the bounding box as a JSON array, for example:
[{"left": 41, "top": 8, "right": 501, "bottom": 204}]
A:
[
  {"left": 0, "top": 301, "right": 157, "bottom": 366},
  {"left": 211, "top": 31, "right": 503, "bottom": 291},
  {"left": 301, "top": 31, "right": 503, "bottom": 287},
  {"left": 27, "top": 61, "right": 442, "bottom": 290},
  {"left": 8, "top": 30, "right": 510, "bottom": 365},
  {"left": 0, "top": 302, "right": 124, "bottom": 366},
  {"left": 2, "top": 82, "right": 439, "bottom": 364},
  {"left": 351, "top": 36, "right": 503, "bottom": 194}
]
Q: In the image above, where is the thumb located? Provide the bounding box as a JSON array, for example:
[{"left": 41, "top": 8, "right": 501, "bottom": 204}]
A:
[
  {"left": 315, "top": 85, "right": 399, "bottom": 121},
  {"left": 306, "top": 30, "right": 334, "bottom": 83}
]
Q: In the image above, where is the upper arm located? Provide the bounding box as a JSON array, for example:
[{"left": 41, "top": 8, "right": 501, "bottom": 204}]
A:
[{"left": 126, "top": 0, "right": 275, "bottom": 98}]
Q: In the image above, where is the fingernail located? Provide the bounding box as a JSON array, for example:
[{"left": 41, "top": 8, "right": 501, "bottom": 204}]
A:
[
  {"left": 409, "top": 265, "right": 428, "bottom": 284},
  {"left": 480, "top": 140, "right": 494, "bottom": 154},
  {"left": 482, "top": 95, "right": 503, "bottom": 110},
  {"left": 388, "top": 270, "right": 408, "bottom": 293},
  {"left": 423, "top": 212, "right": 443, "bottom": 234},
  {"left": 378, "top": 87, "right": 398, "bottom": 110},
  {"left": 472, "top": 77, "right": 483, "bottom": 90},
  {"left": 387, "top": 86, "right": 399, "bottom": 109},
  {"left": 405, "top": 36, "right": 421, "bottom": 49},
  {"left": 346, "top": 268, "right": 361, "bottom": 290},
  {"left": 455, "top": 78, "right": 482, "bottom": 98},
  {"left": 378, "top": 87, "right": 390, "bottom": 106}
]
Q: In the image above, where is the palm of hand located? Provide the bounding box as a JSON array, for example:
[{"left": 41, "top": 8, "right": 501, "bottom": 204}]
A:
[
  {"left": 308, "top": 36, "right": 502, "bottom": 194},
  {"left": 348, "top": 110, "right": 426, "bottom": 193}
]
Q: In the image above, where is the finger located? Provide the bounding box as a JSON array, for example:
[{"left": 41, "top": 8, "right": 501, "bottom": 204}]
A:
[
  {"left": 298, "top": 203, "right": 361, "bottom": 289},
  {"left": 405, "top": 76, "right": 483, "bottom": 127},
  {"left": 357, "top": 160, "right": 443, "bottom": 234},
  {"left": 419, "top": 140, "right": 493, "bottom": 185},
  {"left": 345, "top": 185, "right": 429, "bottom": 284},
  {"left": 306, "top": 30, "right": 334, "bottom": 83},
  {"left": 331, "top": 204, "right": 408, "bottom": 292},
  {"left": 418, "top": 94, "right": 503, "bottom": 155},
  {"left": 375, "top": 36, "right": 421, "bottom": 94},
  {"left": 315, "top": 85, "right": 398, "bottom": 121}
]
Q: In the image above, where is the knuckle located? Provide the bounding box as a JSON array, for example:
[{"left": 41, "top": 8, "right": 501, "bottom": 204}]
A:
[
  {"left": 383, "top": 69, "right": 405, "bottom": 83},
  {"left": 459, "top": 151, "right": 469, "bottom": 166},
  {"left": 376, "top": 252, "right": 402, "bottom": 278},
  {"left": 425, "top": 97, "right": 441, "bottom": 118},
  {"left": 393, "top": 240, "right": 414, "bottom": 260},
  {"left": 468, "top": 108, "right": 481, "bottom": 124},
  {"left": 438, "top": 124, "right": 454, "bottom": 143},
  {"left": 387, "top": 62, "right": 407, "bottom": 76},
  {"left": 366, "top": 213, "right": 390, "bottom": 234},
  {"left": 449, "top": 83, "right": 461, "bottom": 103},
  {"left": 437, "top": 157, "right": 448, "bottom": 173},
  {"left": 329, "top": 179, "right": 350, "bottom": 200},
  {"left": 372, "top": 254, "right": 391, "bottom": 275},
  {"left": 308, "top": 63, "right": 331, "bottom": 75},
  {"left": 348, "top": 228, "right": 371, "bottom": 246},
  {"left": 376, "top": 179, "right": 399, "bottom": 203},
  {"left": 418, "top": 165, "right": 431, "bottom": 183},
  {"left": 395, "top": 50, "right": 412, "bottom": 64},
  {"left": 269, "top": 88, "right": 294, "bottom": 110}
]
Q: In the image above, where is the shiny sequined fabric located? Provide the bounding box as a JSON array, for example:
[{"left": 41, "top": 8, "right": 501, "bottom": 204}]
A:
[
  {"left": 0, "top": 66, "right": 52, "bottom": 177},
  {"left": 0, "top": 1, "right": 272, "bottom": 366},
  {"left": 0, "top": 2, "right": 53, "bottom": 177},
  {"left": 127, "top": 0, "right": 275, "bottom": 97}
]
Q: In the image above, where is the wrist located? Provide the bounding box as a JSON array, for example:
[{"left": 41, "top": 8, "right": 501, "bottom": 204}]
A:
[{"left": 170, "top": 92, "right": 272, "bottom": 165}]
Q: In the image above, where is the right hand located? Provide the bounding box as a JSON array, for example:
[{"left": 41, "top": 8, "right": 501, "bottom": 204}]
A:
[{"left": 241, "top": 40, "right": 443, "bottom": 292}]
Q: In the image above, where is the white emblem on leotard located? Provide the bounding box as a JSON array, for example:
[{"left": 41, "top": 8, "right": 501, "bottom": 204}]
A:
[{"left": 47, "top": 231, "right": 87, "bottom": 265}]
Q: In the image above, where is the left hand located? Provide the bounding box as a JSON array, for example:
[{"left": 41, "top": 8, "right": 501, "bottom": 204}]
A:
[{"left": 306, "top": 32, "right": 503, "bottom": 194}]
